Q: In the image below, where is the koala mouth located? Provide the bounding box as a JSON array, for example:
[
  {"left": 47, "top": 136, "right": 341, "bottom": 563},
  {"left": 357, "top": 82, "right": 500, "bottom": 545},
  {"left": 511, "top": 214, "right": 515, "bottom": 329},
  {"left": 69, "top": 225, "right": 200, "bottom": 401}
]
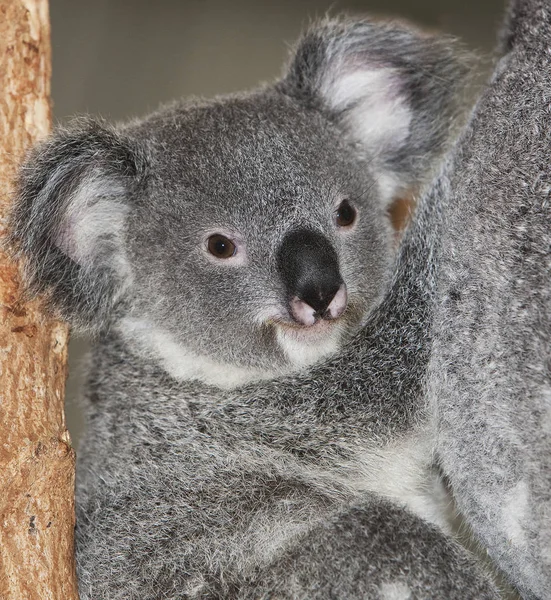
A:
[
  {"left": 274, "top": 317, "right": 336, "bottom": 335},
  {"left": 270, "top": 314, "right": 347, "bottom": 368},
  {"left": 263, "top": 294, "right": 366, "bottom": 367},
  {"left": 285, "top": 291, "right": 367, "bottom": 332},
  {"left": 263, "top": 283, "right": 349, "bottom": 341},
  {"left": 269, "top": 306, "right": 349, "bottom": 346}
]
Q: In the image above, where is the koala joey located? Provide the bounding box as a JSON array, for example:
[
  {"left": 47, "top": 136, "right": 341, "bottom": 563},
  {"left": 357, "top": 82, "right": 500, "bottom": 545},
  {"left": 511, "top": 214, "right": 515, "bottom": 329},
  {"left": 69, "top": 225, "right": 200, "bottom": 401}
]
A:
[{"left": 9, "top": 15, "right": 511, "bottom": 600}]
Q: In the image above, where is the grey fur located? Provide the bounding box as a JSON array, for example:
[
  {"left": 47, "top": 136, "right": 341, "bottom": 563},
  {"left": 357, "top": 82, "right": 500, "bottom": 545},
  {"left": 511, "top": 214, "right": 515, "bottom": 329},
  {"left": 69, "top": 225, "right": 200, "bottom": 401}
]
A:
[
  {"left": 429, "top": 0, "right": 551, "bottom": 597},
  {"left": 6, "top": 6, "right": 548, "bottom": 599}
]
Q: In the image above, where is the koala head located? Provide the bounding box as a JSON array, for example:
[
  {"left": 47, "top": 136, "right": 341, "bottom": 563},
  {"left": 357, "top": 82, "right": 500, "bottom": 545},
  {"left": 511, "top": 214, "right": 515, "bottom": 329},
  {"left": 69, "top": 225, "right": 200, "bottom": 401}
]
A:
[{"left": 9, "top": 17, "right": 469, "bottom": 388}]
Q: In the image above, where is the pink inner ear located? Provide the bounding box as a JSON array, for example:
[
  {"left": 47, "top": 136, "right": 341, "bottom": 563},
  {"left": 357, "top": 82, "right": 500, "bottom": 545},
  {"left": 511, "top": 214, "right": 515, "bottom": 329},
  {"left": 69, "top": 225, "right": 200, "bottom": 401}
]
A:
[
  {"left": 53, "top": 176, "right": 129, "bottom": 267},
  {"left": 55, "top": 208, "right": 83, "bottom": 263},
  {"left": 56, "top": 200, "right": 116, "bottom": 266}
]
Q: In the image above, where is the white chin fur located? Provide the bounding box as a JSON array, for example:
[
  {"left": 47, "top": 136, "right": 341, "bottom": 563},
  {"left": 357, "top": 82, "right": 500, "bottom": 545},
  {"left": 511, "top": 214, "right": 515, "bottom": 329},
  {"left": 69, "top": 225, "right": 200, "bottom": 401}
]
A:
[
  {"left": 275, "top": 321, "right": 343, "bottom": 368},
  {"left": 117, "top": 317, "right": 341, "bottom": 390},
  {"left": 118, "top": 317, "right": 278, "bottom": 389}
]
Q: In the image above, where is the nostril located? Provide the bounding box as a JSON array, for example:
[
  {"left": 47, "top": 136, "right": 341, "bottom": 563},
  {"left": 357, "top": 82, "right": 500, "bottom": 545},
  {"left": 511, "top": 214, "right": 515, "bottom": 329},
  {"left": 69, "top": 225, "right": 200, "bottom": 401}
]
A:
[
  {"left": 289, "top": 296, "right": 317, "bottom": 327},
  {"left": 300, "top": 282, "right": 342, "bottom": 315},
  {"left": 289, "top": 283, "right": 348, "bottom": 326},
  {"left": 325, "top": 283, "right": 347, "bottom": 320}
]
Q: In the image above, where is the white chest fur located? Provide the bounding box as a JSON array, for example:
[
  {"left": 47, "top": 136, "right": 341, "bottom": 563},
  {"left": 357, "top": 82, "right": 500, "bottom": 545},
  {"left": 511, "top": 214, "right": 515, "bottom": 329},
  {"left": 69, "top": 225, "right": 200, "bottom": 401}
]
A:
[{"left": 343, "top": 427, "right": 454, "bottom": 532}]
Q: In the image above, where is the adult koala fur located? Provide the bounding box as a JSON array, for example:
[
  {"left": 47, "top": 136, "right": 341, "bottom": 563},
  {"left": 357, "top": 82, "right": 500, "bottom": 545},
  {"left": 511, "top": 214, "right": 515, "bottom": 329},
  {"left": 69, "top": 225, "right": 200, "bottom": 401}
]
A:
[
  {"left": 8, "top": 2, "right": 551, "bottom": 598},
  {"left": 428, "top": 0, "right": 551, "bottom": 597}
]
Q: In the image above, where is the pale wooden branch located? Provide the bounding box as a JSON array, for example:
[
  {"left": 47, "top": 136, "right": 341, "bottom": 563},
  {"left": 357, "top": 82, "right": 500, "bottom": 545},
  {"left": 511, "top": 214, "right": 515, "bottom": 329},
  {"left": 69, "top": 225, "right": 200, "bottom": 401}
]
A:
[{"left": 0, "top": 1, "right": 79, "bottom": 598}]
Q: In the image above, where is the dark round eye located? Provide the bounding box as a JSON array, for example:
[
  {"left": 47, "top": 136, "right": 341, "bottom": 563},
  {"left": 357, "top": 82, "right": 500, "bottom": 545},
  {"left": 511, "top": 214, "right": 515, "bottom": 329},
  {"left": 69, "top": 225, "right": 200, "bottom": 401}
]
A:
[
  {"left": 207, "top": 234, "right": 236, "bottom": 259},
  {"left": 335, "top": 200, "right": 357, "bottom": 227}
]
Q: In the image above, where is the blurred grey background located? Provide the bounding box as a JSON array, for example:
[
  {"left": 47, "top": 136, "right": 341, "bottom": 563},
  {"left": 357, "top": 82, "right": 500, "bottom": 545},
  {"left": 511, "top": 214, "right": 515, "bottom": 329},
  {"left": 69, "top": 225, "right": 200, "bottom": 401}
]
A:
[{"left": 51, "top": 0, "right": 505, "bottom": 445}]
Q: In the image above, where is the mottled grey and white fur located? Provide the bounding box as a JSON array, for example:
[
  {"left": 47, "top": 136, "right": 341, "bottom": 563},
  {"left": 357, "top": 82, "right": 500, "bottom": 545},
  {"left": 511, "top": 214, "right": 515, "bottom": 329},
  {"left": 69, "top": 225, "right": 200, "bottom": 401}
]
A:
[
  {"left": 7, "top": 3, "right": 550, "bottom": 599},
  {"left": 428, "top": 1, "right": 551, "bottom": 598}
]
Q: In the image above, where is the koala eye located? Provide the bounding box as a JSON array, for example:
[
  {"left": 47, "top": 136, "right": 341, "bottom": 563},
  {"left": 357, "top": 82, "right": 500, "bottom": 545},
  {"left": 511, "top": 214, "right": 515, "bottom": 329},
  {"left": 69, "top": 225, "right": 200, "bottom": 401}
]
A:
[
  {"left": 207, "top": 234, "right": 237, "bottom": 259},
  {"left": 335, "top": 200, "right": 357, "bottom": 228}
]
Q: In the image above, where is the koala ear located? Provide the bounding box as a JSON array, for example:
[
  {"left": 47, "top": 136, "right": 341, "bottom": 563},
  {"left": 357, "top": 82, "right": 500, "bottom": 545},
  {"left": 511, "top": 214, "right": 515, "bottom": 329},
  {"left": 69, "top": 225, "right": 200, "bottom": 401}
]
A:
[
  {"left": 277, "top": 17, "right": 472, "bottom": 202},
  {"left": 8, "top": 118, "right": 146, "bottom": 332}
]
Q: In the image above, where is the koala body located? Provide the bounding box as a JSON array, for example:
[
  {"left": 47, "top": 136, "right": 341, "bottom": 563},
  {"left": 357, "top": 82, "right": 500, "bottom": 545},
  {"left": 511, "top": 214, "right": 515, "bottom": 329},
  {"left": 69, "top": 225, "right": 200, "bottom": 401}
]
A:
[{"left": 10, "top": 5, "right": 551, "bottom": 599}]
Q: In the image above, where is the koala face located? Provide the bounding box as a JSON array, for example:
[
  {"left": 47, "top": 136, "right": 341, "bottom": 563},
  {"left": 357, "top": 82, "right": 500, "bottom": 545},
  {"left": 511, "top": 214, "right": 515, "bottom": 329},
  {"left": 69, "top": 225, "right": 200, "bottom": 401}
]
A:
[
  {"left": 9, "top": 17, "right": 468, "bottom": 387},
  {"left": 122, "top": 92, "right": 394, "bottom": 382}
]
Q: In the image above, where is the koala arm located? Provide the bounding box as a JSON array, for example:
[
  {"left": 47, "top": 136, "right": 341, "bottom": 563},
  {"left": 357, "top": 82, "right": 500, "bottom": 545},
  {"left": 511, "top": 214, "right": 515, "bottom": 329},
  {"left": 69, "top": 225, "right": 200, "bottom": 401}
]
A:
[
  {"left": 224, "top": 498, "right": 499, "bottom": 600},
  {"left": 75, "top": 390, "right": 498, "bottom": 600},
  {"left": 428, "top": 1, "right": 551, "bottom": 597}
]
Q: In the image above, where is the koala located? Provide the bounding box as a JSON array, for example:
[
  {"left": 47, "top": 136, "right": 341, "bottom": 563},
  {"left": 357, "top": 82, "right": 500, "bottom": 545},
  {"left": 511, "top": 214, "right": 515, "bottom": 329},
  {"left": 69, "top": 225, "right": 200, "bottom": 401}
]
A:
[
  {"left": 427, "top": 0, "right": 551, "bottom": 598},
  {"left": 11, "top": 5, "right": 549, "bottom": 598}
]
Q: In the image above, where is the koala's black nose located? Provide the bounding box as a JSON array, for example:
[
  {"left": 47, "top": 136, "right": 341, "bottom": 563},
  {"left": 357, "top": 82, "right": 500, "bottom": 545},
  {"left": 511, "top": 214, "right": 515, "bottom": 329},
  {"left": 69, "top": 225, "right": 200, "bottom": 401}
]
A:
[{"left": 277, "top": 229, "right": 347, "bottom": 326}]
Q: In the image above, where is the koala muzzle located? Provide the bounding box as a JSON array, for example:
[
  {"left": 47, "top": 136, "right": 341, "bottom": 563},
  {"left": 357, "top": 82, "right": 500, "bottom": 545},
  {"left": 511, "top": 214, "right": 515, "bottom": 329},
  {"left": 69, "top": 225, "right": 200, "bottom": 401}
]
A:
[{"left": 277, "top": 229, "right": 347, "bottom": 326}]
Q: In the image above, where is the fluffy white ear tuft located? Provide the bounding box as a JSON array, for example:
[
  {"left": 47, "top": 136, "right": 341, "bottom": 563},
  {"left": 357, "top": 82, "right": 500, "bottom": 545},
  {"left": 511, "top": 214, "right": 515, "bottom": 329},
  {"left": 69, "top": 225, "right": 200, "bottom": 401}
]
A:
[
  {"left": 54, "top": 173, "right": 129, "bottom": 272},
  {"left": 322, "top": 68, "right": 412, "bottom": 147},
  {"left": 322, "top": 68, "right": 413, "bottom": 201}
]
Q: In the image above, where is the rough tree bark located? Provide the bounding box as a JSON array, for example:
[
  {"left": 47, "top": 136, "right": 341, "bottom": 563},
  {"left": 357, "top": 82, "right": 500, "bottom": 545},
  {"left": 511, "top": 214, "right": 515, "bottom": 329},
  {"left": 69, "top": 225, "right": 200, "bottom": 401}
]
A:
[{"left": 0, "top": 1, "right": 79, "bottom": 598}]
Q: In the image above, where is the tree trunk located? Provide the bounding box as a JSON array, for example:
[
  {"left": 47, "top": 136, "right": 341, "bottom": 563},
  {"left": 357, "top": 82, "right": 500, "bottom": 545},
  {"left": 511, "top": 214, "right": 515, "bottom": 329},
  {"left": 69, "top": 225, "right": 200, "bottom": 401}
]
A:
[{"left": 0, "top": 1, "right": 79, "bottom": 598}]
